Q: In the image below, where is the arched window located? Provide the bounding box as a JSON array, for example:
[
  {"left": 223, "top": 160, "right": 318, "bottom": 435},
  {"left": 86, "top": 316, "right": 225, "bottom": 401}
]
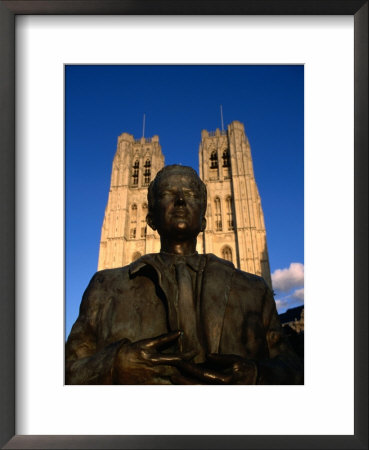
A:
[
  {"left": 132, "top": 160, "right": 139, "bottom": 185},
  {"left": 143, "top": 159, "right": 151, "bottom": 185},
  {"left": 141, "top": 203, "right": 148, "bottom": 238},
  {"left": 130, "top": 203, "right": 137, "bottom": 239},
  {"left": 214, "top": 197, "right": 222, "bottom": 231},
  {"left": 222, "top": 149, "right": 230, "bottom": 167},
  {"left": 222, "top": 246, "right": 233, "bottom": 262},
  {"left": 226, "top": 196, "right": 234, "bottom": 230},
  {"left": 132, "top": 252, "right": 142, "bottom": 262},
  {"left": 210, "top": 151, "right": 218, "bottom": 169}
]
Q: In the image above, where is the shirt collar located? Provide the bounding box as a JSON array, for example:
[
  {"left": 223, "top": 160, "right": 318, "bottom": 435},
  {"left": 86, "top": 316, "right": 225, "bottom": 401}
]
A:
[
  {"left": 159, "top": 251, "right": 203, "bottom": 272},
  {"left": 129, "top": 253, "right": 158, "bottom": 277},
  {"left": 128, "top": 252, "right": 203, "bottom": 276}
]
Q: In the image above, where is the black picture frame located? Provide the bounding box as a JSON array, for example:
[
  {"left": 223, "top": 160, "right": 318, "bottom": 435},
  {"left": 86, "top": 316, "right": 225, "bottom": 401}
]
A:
[{"left": 0, "top": 1, "right": 367, "bottom": 449}]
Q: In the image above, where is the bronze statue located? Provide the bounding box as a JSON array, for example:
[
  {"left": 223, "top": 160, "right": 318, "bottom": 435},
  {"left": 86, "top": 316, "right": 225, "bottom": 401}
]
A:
[{"left": 66, "top": 165, "right": 303, "bottom": 384}]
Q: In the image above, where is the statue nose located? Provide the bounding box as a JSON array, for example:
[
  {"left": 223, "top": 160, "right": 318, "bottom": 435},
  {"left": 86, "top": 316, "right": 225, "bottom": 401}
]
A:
[{"left": 174, "top": 192, "right": 186, "bottom": 205}]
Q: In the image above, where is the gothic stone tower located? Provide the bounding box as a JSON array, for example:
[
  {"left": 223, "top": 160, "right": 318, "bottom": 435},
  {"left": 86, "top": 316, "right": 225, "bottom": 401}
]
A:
[
  {"left": 98, "top": 133, "right": 164, "bottom": 270},
  {"left": 98, "top": 121, "right": 272, "bottom": 290},
  {"left": 198, "top": 120, "right": 272, "bottom": 288}
]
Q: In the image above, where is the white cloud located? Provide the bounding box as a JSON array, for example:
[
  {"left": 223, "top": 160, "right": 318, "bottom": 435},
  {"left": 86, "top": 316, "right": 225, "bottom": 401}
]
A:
[
  {"left": 275, "top": 287, "right": 304, "bottom": 313},
  {"left": 275, "top": 298, "right": 289, "bottom": 310},
  {"left": 292, "top": 287, "right": 304, "bottom": 301},
  {"left": 271, "top": 262, "right": 304, "bottom": 293}
]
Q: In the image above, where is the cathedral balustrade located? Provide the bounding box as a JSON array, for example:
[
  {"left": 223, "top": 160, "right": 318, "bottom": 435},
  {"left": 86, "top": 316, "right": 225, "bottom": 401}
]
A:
[
  {"left": 208, "top": 130, "right": 227, "bottom": 136},
  {"left": 133, "top": 137, "right": 152, "bottom": 143}
]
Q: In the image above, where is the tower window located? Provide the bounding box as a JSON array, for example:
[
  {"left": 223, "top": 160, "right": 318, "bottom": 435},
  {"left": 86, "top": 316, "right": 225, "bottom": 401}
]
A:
[
  {"left": 222, "top": 149, "right": 230, "bottom": 167},
  {"left": 226, "top": 196, "right": 234, "bottom": 230},
  {"left": 222, "top": 246, "right": 233, "bottom": 262},
  {"left": 141, "top": 203, "right": 148, "bottom": 237},
  {"left": 214, "top": 197, "right": 222, "bottom": 231},
  {"left": 210, "top": 151, "right": 218, "bottom": 169},
  {"left": 132, "top": 160, "right": 139, "bottom": 186},
  {"left": 130, "top": 203, "right": 137, "bottom": 239},
  {"left": 143, "top": 159, "right": 151, "bottom": 185}
]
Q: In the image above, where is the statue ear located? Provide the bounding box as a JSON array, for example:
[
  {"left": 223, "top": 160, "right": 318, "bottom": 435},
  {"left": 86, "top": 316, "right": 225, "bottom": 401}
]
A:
[
  {"left": 201, "top": 217, "right": 206, "bottom": 232},
  {"left": 146, "top": 214, "right": 156, "bottom": 231}
]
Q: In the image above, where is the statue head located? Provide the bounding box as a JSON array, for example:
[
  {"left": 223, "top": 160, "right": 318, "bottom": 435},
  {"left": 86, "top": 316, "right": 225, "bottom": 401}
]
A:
[{"left": 147, "top": 165, "right": 207, "bottom": 239}]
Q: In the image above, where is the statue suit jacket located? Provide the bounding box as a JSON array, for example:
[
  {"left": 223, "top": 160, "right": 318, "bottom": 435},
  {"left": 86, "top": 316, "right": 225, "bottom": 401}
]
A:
[{"left": 66, "top": 253, "right": 303, "bottom": 384}]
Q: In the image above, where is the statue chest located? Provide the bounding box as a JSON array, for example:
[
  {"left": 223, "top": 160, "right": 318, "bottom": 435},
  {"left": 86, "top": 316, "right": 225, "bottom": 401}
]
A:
[{"left": 95, "top": 275, "right": 169, "bottom": 348}]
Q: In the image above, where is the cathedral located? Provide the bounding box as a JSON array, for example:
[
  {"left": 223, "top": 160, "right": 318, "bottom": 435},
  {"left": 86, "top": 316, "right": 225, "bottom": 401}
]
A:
[{"left": 98, "top": 120, "right": 272, "bottom": 289}]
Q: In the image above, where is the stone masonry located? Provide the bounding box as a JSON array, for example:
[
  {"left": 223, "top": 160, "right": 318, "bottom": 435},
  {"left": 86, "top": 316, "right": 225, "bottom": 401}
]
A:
[{"left": 98, "top": 133, "right": 164, "bottom": 269}]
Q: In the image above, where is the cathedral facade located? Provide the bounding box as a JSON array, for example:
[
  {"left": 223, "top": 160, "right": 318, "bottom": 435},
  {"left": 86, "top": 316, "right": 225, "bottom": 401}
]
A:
[
  {"left": 98, "top": 121, "right": 272, "bottom": 289},
  {"left": 97, "top": 133, "right": 164, "bottom": 270}
]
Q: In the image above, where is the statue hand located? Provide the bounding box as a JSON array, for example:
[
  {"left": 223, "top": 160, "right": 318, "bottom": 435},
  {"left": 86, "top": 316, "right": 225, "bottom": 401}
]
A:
[
  {"left": 112, "top": 331, "right": 194, "bottom": 384},
  {"left": 171, "top": 354, "right": 258, "bottom": 385}
]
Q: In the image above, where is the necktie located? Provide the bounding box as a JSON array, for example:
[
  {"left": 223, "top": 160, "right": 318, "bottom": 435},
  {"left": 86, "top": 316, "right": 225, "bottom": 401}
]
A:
[{"left": 175, "top": 259, "right": 199, "bottom": 355}]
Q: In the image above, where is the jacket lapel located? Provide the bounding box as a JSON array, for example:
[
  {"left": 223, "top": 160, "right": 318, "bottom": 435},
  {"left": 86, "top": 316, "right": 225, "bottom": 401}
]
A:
[
  {"left": 200, "top": 255, "right": 235, "bottom": 354},
  {"left": 129, "top": 253, "right": 178, "bottom": 330},
  {"left": 130, "top": 253, "right": 235, "bottom": 355}
]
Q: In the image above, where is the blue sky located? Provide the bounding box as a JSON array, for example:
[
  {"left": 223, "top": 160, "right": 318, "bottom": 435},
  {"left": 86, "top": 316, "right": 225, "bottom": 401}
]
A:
[{"left": 65, "top": 65, "right": 304, "bottom": 337}]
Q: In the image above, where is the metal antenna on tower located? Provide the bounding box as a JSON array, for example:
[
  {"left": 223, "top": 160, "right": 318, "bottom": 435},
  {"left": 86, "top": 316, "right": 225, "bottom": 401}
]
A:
[
  {"left": 220, "top": 105, "right": 224, "bottom": 132},
  {"left": 142, "top": 113, "right": 146, "bottom": 138}
]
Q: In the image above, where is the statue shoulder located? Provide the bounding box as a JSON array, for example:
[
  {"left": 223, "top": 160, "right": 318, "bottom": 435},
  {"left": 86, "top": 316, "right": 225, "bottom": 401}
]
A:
[
  {"left": 232, "top": 267, "right": 270, "bottom": 297},
  {"left": 80, "top": 266, "right": 131, "bottom": 304},
  {"left": 205, "top": 254, "right": 265, "bottom": 283},
  {"left": 234, "top": 267, "right": 266, "bottom": 284},
  {"left": 89, "top": 265, "right": 130, "bottom": 287},
  {"left": 77, "top": 266, "right": 131, "bottom": 313},
  {"left": 205, "top": 254, "right": 269, "bottom": 292},
  {"left": 128, "top": 253, "right": 158, "bottom": 276},
  {"left": 86, "top": 253, "right": 158, "bottom": 293},
  {"left": 205, "top": 253, "right": 235, "bottom": 270}
]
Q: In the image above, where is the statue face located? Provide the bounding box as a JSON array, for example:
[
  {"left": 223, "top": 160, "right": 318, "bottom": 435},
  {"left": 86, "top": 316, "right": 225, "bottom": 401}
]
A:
[{"left": 150, "top": 172, "right": 205, "bottom": 239}]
